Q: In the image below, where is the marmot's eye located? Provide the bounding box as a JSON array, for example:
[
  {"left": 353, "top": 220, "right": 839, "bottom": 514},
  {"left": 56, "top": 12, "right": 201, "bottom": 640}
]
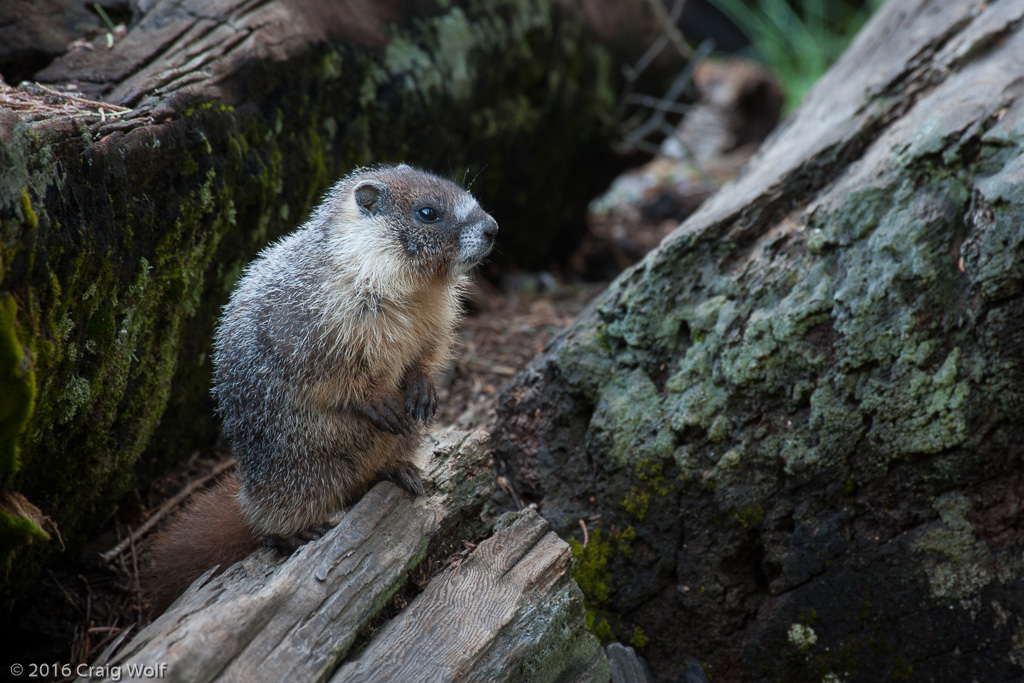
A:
[{"left": 416, "top": 206, "right": 440, "bottom": 223}]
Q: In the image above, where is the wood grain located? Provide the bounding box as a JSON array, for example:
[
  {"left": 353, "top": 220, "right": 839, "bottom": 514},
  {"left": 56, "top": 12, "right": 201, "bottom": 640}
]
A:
[
  {"left": 333, "top": 510, "right": 608, "bottom": 683},
  {"left": 100, "top": 430, "right": 494, "bottom": 682},
  {"left": 95, "top": 430, "right": 607, "bottom": 681}
]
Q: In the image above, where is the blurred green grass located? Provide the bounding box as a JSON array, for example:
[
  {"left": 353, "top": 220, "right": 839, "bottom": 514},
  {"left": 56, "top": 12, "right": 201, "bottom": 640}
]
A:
[{"left": 707, "top": 0, "right": 885, "bottom": 111}]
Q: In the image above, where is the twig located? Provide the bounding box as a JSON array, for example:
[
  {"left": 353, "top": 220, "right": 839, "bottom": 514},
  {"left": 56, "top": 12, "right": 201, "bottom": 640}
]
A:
[
  {"left": 496, "top": 476, "right": 526, "bottom": 510},
  {"left": 129, "top": 525, "right": 142, "bottom": 624},
  {"left": 623, "top": 0, "right": 690, "bottom": 84},
  {"left": 30, "top": 83, "right": 131, "bottom": 112},
  {"left": 625, "top": 93, "right": 691, "bottom": 115},
  {"left": 47, "top": 569, "right": 79, "bottom": 608},
  {"left": 99, "top": 457, "right": 236, "bottom": 565},
  {"left": 643, "top": 0, "right": 693, "bottom": 60},
  {"left": 90, "top": 624, "right": 135, "bottom": 668},
  {"left": 620, "top": 38, "right": 713, "bottom": 153},
  {"left": 623, "top": 26, "right": 672, "bottom": 84},
  {"left": 578, "top": 519, "right": 590, "bottom": 548},
  {"left": 612, "top": 0, "right": 715, "bottom": 157},
  {"left": 465, "top": 357, "right": 518, "bottom": 375}
]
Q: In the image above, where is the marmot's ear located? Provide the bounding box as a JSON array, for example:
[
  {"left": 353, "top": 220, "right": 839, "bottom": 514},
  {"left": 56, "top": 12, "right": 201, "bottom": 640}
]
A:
[{"left": 354, "top": 180, "right": 386, "bottom": 215}]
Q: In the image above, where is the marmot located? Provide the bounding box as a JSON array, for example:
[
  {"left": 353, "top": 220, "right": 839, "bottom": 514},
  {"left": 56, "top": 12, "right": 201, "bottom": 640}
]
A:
[{"left": 146, "top": 164, "right": 497, "bottom": 612}]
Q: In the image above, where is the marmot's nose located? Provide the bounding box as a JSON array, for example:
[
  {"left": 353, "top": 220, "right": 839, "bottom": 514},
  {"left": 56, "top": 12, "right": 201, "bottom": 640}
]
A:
[{"left": 482, "top": 217, "right": 498, "bottom": 240}]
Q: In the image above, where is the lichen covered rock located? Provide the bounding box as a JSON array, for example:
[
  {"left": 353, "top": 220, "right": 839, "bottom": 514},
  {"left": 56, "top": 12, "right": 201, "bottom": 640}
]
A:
[{"left": 494, "top": 2, "right": 1024, "bottom": 679}]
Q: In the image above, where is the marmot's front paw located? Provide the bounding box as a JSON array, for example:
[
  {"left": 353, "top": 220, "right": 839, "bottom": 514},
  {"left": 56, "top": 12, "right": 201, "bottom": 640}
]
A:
[
  {"left": 262, "top": 522, "right": 334, "bottom": 555},
  {"left": 358, "top": 391, "right": 412, "bottom": 434},
  {"left": 404, "top": 368, "right": 438, "bottom": 423},
  {"left": 383, "top": 461, "right": 425, "bottom": 496}
]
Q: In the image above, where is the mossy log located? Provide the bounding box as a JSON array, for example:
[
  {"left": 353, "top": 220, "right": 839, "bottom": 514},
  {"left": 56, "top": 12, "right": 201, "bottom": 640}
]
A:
[
  {"left": 0, "top": 0, "right": 627, "bottom": 591},
  {"left": 494, "top": 1, "right": 1024, "bottom": 680},
  {"left": 92, "top": 430, "right": 608, "bottom": 682}
]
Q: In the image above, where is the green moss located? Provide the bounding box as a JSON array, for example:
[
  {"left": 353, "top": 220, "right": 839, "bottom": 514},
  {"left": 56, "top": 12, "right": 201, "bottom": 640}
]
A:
[
  {"left": 620, "top": 488, "right": 650, "bottom": 521},
  {"left": 569, "top": 528, "right": 613, "bottom": 606},
  {"left": 584, "top": 610, "right": 617, "bottom": 643},
  {"left": 570, "top": 525, "right": 639, "bottom": 646},
  {"left": 19, "top": 189, "right": 37, "bottom": 231},
  {"left": 181, "top": 155, "right": 199, "bottom": 176},
  {"left": 594, "top": 616, "right": 616, "bottom": 642},
  {"left": 510, "top": 578, "right": 610, "bottom": 682},
  {"left": 616, "top": 526, "right": 636, "bottom": 558},
  {"left": 629, "top": 626, "right": 649, "bottom": 649},
  {"left": 1, "top": 114, "right": 273, "bottom": 585},
  {"left": 734, "top": 505, "right": 764, "bottom": 529},
  {"left": 0, "top": 294, "right": 35, "bottom": 481},
  {"left": 497, "top": 21, "right": 1024, "bottom": 678},
  {"left": 0, "top": 506, "right": 49, "bottom": 571},
  {"left": 621, "top": 458, "right": 674, "bottom": 522}
]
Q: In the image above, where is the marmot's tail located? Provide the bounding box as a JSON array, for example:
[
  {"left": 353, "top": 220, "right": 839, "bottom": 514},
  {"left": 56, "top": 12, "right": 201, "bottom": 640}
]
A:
[{"left": 145, "top": 472, "right": 260, "bottom": 615}]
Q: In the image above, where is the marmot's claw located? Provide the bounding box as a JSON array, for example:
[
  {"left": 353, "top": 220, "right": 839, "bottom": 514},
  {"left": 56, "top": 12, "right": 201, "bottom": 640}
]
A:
[
  {"left": 262, "top": 521, "right": 333, "bottom": 555},
  {"left": 298, "top": 522, "right": 334, "bottom": 541},
  {"left": 384, "top": 461, "right": 425, "bottom": 496},
  {"left": 404, "top": 370, "right": 438, "bottom": 423},
  {"left": 263, "top": 534, "right": 304, "bottom": 555},
  {"left": 361, "top": 393, "right": 412, "bottom": 434}
]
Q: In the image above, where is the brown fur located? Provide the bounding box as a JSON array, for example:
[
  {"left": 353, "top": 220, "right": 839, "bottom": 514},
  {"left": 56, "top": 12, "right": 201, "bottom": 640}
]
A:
[{"left": 145, "top": 473, "right": 259, "bottom": 614}]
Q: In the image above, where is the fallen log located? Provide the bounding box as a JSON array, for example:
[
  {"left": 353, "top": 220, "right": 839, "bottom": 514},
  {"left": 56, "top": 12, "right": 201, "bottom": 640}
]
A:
[
  {"left": 91, "top": 430, "right": 608, "bottom": 682},
  {"left": 493, "top": 0, "right": 1024, "bottom": 680}
]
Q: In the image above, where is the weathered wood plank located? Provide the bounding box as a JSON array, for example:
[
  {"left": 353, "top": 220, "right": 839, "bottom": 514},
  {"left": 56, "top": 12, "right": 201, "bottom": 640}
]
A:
[
  {"left": 36, "top": 0, "right": 398, "bottom": 108},
  {"left": 606, "top": 643, "right": 652, "bottom": 683},
  {"left": 333, "top": 509, "right": 609, "bottom": 683},
  {"left": 99, "top": 430, "right": 494, "bottom": 683}
]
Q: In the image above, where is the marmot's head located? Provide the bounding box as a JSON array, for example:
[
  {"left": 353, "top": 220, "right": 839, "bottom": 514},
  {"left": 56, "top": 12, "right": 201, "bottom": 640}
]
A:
[{"left": 326, "top": 164, "right": 497, "bottom": 278}]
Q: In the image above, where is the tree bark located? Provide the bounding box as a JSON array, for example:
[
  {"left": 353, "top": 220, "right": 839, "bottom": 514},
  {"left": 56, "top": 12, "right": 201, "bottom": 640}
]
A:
[{"left": 494, "top": 1, "right": 1024, "bottom": 680}]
